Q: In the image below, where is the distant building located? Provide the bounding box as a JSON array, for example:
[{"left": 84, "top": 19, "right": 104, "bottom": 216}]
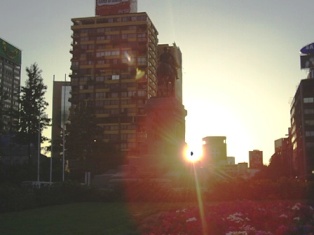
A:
[
  {"left": 227, "top": 156, "right": 235, "bottom": 165},
  {"left": 51, "top": 80, "right": 71, "bottom": 159},
  {"left": 0, "top": 37, "right": 21, "bottom": 133},
  {"left": 249, "top": 150, "right": 263, "bottom": 169},
  {"left": 0, "top": 38, "right": 22, "bottom": 164},
  {"left": 202, "top": 136, "right": 227, "bottom": 167},
  {"left": 237, "top": 162, "right": 248, "bottom": 172}
]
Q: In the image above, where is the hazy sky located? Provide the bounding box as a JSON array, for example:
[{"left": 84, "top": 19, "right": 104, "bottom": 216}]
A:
[{"left": 1, "top": 0, "right": 313, "bottom": 164}]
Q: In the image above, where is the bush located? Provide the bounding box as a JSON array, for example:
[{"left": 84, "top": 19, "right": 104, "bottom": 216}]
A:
[
  {"left": 0, "top": 181, "right": 104, "bottom": 213},
  {"left": 0, "top": 183, "right": 36, "bottom": 212}
]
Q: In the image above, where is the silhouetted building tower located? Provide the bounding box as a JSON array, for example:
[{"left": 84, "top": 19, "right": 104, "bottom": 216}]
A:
[
  {"left": 0, "top": 38, "right": 21, "bottom": 134},
  {"left": 69, "top": 2, "right": 187, "bottom": 170},
  {"left": 202, "top": 136, "right": 227, "bottom": 167},
  {"left": 70, "top": 8, "right": 158, "bottom": 162},
  {"left": 290, "top": 42, "right": 314, "bottom": 180},
  {"left": 51, "top": 80, "right": 71, "bottom": 158},
  {"left": 227, "top": 156, "right": 235, "bottom": 165},
  {"left": 249, "top": 150, "right": 263, "bottom": 169}
]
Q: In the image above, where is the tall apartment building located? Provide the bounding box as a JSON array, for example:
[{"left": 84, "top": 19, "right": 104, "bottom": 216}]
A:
[
  {"left": 290, "top": 43, "right": 314, "bottom": 179},
  {"left": 249, "top": 149, "right": 263, "bottom": 169},
  {"left": 70, "top": 12, "right": 159, "bottom": 161},
  {"left": 0, "top": 38, "right": 21, "bottom": 133},
  {"left": 290, "top": 78, "right": 314, "bottom": 180}
]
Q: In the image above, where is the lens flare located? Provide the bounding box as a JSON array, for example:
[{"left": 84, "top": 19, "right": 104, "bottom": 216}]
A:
[
  {"left": 135, "top": 68, "right": 145, "bottom": 80},
  {"left": 124, "top": 51, "right": 132, "bottom": 63},
  {"left": 184, "top": 142, "right": 203, "bottom": 163}
]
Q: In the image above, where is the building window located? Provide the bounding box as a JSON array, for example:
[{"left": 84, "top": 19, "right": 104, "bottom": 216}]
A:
[
  {"left": 304, "top": 97, "right": 314, "bottom": 103},
  {"left": 305, "top": 120, "right": 314, "bottom": 126},
  {"left": 138, "top": 57, "right": 147, "bottom": 65},
  {"left": 111, "top": 92, "right": 118, "bottom": 98},
  {"left": 96, "top": 76, "right": 104, "bottom": 82},
  {"left": 112, "top": 75, "right": 120, "bottom": 80},
  {"left": 97, "top": 28, "right": 105, "bottom": 33},
  {"left": 304, "top": 109, "right": 314, "bottom": 114},
  {"left": 96, "top": 92, "right": 105, "bottom": 98},
  {"left": 138, "top": 90, "right": 146, "bottom": 97},
  {"left": 96, "top": 51, "right": 105, "bottom": 57},
  {"left": 305, "top": 131, "right": 314, "bottom": 137}
]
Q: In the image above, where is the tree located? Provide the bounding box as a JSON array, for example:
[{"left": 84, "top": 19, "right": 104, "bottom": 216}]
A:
[
  {"left": 268, "top": 152, "right": 291, "bottom": 178},
  {"left": 65, "top": 101, "right": 123, "bottom": 179},
  {"left": 16, "top": 63, "right": 51, "bottom": 162}
]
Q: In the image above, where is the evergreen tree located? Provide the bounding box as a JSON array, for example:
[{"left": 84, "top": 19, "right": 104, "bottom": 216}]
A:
[
  {"left": 65, "top": 101, "right": 123, "bottom": 179},
  {"left": 16, "top": 63, "right": 51, "bottom": 161},
  {"left": 268, "top": 152, "right": 291, "bottom": 178}
]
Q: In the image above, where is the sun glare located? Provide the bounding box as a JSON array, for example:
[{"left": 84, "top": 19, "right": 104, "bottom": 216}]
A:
[{"left": 184, "top": 141, "right": 203, "bottom": 163}]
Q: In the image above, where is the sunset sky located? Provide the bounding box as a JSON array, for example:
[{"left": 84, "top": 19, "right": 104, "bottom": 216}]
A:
[{"left": 1, "top": 0, "right": 314, "bottom": 164}]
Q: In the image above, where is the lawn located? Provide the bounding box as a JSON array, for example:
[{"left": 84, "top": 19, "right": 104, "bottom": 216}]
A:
[
  {"left": 1, "top": 200, "right": 314, "bottom": 234},
  {"left": 0, "top": 202, "right": 189, "bottom": 235},
  {"left": 0, "top": 202, "right": 141, "bottom": 235}
]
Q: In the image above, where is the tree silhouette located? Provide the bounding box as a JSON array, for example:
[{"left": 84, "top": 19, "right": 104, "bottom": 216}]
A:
[
  {"left": 65, "top": 101, "right": 123, "bottom": 180},
  {"left": 15, "top": 63, "right": 51, "bottom": 162},
  {"left": 268, "top": 152, "right": 291, "bottom": 178}
]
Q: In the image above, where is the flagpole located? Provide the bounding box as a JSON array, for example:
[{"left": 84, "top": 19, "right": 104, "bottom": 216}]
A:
[
  {"left": 37, "top": 119, "right": 40, "bottom": 183},
  {"left": 62, "top": 74, "right": 66, "bottom": 182},
  {"left": 50, "top": 75, "right": 55, "bottom": 183}
]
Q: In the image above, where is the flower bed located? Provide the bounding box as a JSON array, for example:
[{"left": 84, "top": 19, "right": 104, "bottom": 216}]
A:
[{"left": 139, "top": 201, "right": 314, "bottom": 235}]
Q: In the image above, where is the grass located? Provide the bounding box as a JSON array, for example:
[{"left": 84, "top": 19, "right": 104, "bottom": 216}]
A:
[{"left": 0, "top": 202, "right": 192, "bottom": 235}]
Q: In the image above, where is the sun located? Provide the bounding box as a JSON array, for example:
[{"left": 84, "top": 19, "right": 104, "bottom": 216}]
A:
[{"left": 183, "top": 140, "right": 204, "bottom": 163}]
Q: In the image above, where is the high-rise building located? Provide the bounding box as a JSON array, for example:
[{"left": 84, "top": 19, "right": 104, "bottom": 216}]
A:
[
  {"left": 290, "top": 78, "right": 314, "bottom": 180},
  {"left": 51, "top": 80, "right": 71, "bottom": 158},
  {"left": 0, "top": 38, "right": 21, "bottom": 133},
  {"left": 249, "top": 149, "right": 263, "bottom": 169},
  {"left": 290, "top": 43, "right": 314, "bottom": 179},
  {"left": 202, "top": 136, "right": 227, "bottom": 167},
  {"left": 70, "top": 11, "right": 161, "bottom": 162}
]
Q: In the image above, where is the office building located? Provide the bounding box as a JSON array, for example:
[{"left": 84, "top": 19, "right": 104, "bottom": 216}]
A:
[
  {"left": 70, "top": 12, "right": 158, "bottom": 158},
  {"left": 249, "top": 150, "right": 263, "bottom": 169},
  {"left": 290, "top": 78, "right": 314, "bottom": 179},
  {"left": 68, "top": 1, "right": 187, "bottom": 172},
  {"left": 0, "top": 37, "right": 21, "bottom": 133},
  {"left": 289, "top": 43, "right": 314, "bottom": 180},
  {"left": 51, "top": 80, "right": 71, "bottom": 158},
  {"left": 202, "top": 136, "right": 227, "bottom": 167}
]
